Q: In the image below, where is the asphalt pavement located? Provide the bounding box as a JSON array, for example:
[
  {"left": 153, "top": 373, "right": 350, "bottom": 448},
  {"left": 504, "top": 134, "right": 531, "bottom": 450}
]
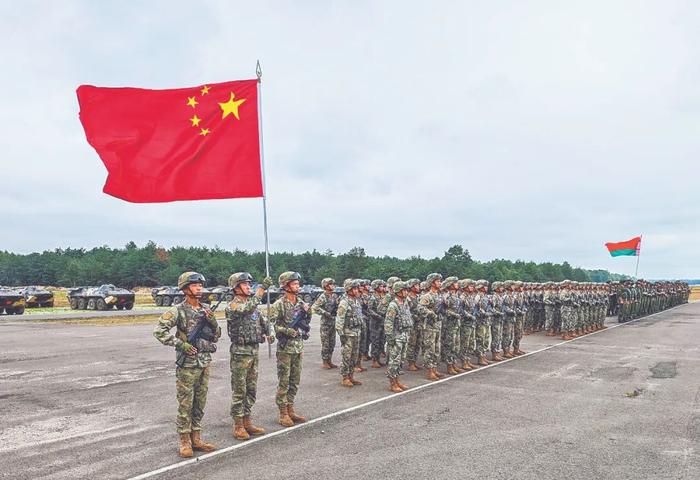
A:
[{"left": 1, "top": 303, "right": 697, "bottom": 480}]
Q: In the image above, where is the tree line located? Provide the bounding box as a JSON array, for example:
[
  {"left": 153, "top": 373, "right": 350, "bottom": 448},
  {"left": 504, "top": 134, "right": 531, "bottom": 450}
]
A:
[{"left": 0, "top": 242, "right": 626, "bottom": 288}]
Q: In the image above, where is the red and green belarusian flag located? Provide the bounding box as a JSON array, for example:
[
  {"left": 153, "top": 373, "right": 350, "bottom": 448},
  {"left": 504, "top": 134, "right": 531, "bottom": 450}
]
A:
[{"left": 605, "top": 236, "right": 641, "bottom": 257}]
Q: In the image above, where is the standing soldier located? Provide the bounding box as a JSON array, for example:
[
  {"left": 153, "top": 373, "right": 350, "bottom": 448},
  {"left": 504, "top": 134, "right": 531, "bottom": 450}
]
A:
[
  {"left": 405, "top": 278, "right": 424, "bottom": 371},
  {"left": 385, "top": 281, "right": 413, "bottom": 392},
  {"left": 226, "top": 272, "right": 274, "bottom": 440},
  {"left": 358, "top": 280, "right": 371, "bottom": 365},
  {"left": 490, "top": 282, "right": 505, "bottom": 362},
  {"left": 312, "top": 278, "right": 339, "bottom": 369},
  {"left": 441, "top": 276, "right": 464, "bottom": 374},
  {"left": 473, "top": 280, "right": 493, "bottom": 366},
  {"left": 559, "top": 280, "right": 576, "bottom": 340},
  {"left": 153, "top": 272, "right": 220, "bottom": 458},
  {"left": 368, "top": 279, "right": 388, "bottom": 368},
  {"left": 418, "top": 273, "right": 444, "bottom": 380},
  {"left": 458, "top": 279, "right": 477, "bottom": 370},
  {"left": 512, "top": 281, "right": 527, "bottom": 355},
  {"left": 270, "top": 271, "right": 310, "bottom": 427},
  {"left": 337, "top": 279, "right": 364, "bottom": 387},
  {"left": 500, "top": 281, "right": 517, "bottom": 358},
  {"left": 543, "top": 282, "right": 557, "bottom": 336}
]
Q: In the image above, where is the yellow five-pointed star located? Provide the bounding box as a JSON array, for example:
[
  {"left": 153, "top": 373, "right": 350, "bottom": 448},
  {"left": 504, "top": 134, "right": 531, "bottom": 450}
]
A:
[
  {"left": 199, "top": 128, "right": 211, "bottom": 136},
  {"left": 218, "top": 92, "right": 246, "bottom": 120},
  {"left": 200, "top": 85, "right": 210, "bottom": 95},
  {"left": 190, "top": 115, "right": 201, "bottom": 127},
  {"left": 187, "top": 96, "right": 198, "bottom": 108}
]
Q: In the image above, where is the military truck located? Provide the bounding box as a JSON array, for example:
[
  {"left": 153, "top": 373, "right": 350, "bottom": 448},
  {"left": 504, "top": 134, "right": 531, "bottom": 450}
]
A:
[
  {"left": 67, "top": 284, "right": 135, "bottom": 310},
  {"left": 0, "top": 287, "right": 26, "bottom": 315},
  {"left": 19, "top": 286, "right": 54, "bottom": 308},
  {"left": 151, "top": 286, "right": 220, "bottom": 306}
]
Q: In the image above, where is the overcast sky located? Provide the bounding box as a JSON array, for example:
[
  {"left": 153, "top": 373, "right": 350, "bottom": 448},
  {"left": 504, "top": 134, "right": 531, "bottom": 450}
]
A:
[{"left": 1, "top": 1, "right": 698, "bottom": 279}]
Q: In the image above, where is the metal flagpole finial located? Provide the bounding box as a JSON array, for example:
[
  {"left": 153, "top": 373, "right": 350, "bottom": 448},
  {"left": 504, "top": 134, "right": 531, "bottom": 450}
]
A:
[{"left": 256, "top": 60, "right": 262, "bottom": 82}]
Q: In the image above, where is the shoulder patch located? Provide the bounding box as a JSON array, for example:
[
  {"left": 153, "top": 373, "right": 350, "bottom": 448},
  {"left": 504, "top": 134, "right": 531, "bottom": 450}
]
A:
[{"left": 162, "top": 311, "right": 174, "bottom": 320}]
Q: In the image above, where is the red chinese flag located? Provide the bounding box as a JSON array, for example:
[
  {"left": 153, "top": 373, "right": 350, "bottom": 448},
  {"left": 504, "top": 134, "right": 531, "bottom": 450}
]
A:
[{"left": 77, "top": 79, "right": 263, "bottom": 203}]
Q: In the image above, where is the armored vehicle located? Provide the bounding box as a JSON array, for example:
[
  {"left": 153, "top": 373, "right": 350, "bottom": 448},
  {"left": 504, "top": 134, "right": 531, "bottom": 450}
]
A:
[
  {"left": 151, "top": 286, "right": 220, "bottom": 306},
  {"left": 19, "top": 286, "right": 54, "bottom": 308},
  {"left": 0, "top": 287, "right": 26, "bottom": 315},
  {"left": 68, "top": 284, "right": 135, "bottom": 310},
  {"left": 210, "top": 286, "right": 234, "bottom": 302},
  {"left": 299, "top": 284, "right": 323, "bottom": 304}
]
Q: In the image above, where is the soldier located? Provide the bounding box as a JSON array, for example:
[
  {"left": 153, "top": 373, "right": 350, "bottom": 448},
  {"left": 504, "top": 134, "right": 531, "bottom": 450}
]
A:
[
  {"left": 385, "top": 281, "right": 413, "bottom": 392},
  {"left": 358, "top": 279, "right": 371, "bottom": 364},
  {"left": 337, "top": 279, "right": 364, "bottom": 387},
  {"left": 418, "top": 273, "right": 444, "bottom": 380},
  {"left": 226, "top": 272, "right": 274, "bottom": 440},
  {"left": 500, "top": 281, "right": 517, "bottom": 358},
  {"left": 559, "top": 280, "right": 576, "bottom": 340},
  {"left": 405, "top": 278, "right": 424, "bottom": 371},
  {"left": 270, "top": 271, "right": 309, "bottom": 427},
  {"left": 458, "top": 279, "right": 477, "bottom": 370},
  {"left": 490, "top": 282, "right": 505, "bottom": 362},
  {"left": 312, "top": 278, "right": 339, "bottom": 369},
  {"left": 473, "top": 280, "right": 493, "bottom": 366},
  {"left": 543, "top": 282, "right": 557, "bottom": 336},
  {"left": 153, "top": 271, "right": 220, "bottom": 458},
  {"left": 368, "top": 279, "right": 388, "bottom": 368},
  {"left": 441, "top": 276, "right": 464, "bottom": 374},
  {"left": 512, "top": 281, "right": 527, "bottom": 355}
]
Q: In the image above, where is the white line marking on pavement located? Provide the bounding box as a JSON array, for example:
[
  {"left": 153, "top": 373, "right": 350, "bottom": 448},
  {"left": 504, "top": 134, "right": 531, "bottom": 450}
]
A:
[{"left": 127, "top": 304, "right": 687, "bottom": 480}]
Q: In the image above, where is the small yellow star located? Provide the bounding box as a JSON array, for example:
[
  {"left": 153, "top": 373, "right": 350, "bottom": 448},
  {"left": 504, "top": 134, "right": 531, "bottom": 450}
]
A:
[
  {"left": 218, "top": 92, "right": 246, "bottom": 120},
  {"left": 199, "top": 128, "right": 211, "bottom": 136},
  {"left": 190, "top": 115, "right": 201, "bottom": 127},
  {"left": 200, "top": 85, "right": 210, "bottom": 95},
  {"left": 187, "top": 96, "right": 198, "bottom": 108}
]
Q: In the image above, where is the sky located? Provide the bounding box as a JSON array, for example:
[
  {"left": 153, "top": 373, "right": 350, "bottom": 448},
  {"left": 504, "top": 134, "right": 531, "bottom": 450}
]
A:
[{"left": 1, "top": 1, "right": 698, "bottom": 279}]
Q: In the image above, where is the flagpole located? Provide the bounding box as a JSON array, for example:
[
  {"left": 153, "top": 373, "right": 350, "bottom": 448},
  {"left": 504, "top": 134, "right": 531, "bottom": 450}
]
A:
[
  {"left": 634, "top": 235, "right": 642, "bottom": 278},
  {"left": 256, "top": 60, "right": 272, "bottom": 359}
]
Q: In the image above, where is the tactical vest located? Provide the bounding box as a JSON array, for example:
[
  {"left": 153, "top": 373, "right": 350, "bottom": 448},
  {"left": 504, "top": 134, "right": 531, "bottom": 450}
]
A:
[{"left": 227, "top": 309, "right": 262, "bottom": 346}]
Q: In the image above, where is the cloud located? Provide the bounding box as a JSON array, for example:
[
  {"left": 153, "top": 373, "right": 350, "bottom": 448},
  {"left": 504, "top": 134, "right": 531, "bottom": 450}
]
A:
[{"left": 1, "top": 1, "right": 698, "bottom": 278}]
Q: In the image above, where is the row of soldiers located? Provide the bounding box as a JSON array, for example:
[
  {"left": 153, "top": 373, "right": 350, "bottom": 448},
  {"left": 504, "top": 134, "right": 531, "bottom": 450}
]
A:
[
  {"left": 609, "top": 280, "right": 690, "bottom": 321},
  {"left": 154, "top": 271, "right": 689, "bottom": 457}
]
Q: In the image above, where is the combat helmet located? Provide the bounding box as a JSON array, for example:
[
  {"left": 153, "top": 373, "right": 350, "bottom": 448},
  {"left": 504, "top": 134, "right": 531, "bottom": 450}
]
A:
[
  {"left": 387, "top": 276, "right": 401, "bottom": 287},
  {"left": 321, "top": 278, "right": 335, "bottom": 289},
  {"left": 426, "top": 273, "right": 443, "bottom": 284},
  {"left": 178, "top": 271, "right": 206, "bottom": 290},
  {"left": 405, "top": 278, "right": 420, "bottom": 289},
  {"left": 393, "top": 281, "right": 408, "bottom": 294},
  {"left": 279, "top": 271, "right": 301, "bottom": 289},
  {"left": 442, "top": 276, "right": 459, "bottom": 290},
  {"left": 371, "top": 279, "right": 387, "bottom": 290},
  {"left": 228, "top": 272, "right": 254, "bottom": 289}
]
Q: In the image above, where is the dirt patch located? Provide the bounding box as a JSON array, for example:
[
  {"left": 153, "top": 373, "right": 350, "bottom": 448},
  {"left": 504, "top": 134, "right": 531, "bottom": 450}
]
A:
[{"left": 649, "top": 361, "right": 677, "bottom": 379}]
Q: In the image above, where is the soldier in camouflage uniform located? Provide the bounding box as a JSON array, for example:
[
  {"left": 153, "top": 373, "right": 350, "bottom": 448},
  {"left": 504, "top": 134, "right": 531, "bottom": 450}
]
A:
[
  {"left": 358, "top": 279, "right": 371, "bottom": 364},
  {"left": 385, "top": 281, "right": 413, "bottom": 392},
  {"left": 154, "top": 272, "right": 220, "bottom": 458},
  {"left": 226, "top": 272, "right": 274, "bottom": 440},
  {"left": 368, "top": 279, "right": 388, "bottom": 368},
  {"left": 458, "top": 279, "right": 477, "bottom": 370},
  {"left": 405, "top": 278, "right": 424, "bottom": 371},
  {"left": 270, "top": 271, "right": 309, "bottom": 427},
  {"left": 500, "top": 281, "right": 517, "bottom": 358},
  {"left": 559, "top": 280, "right": 576, "bottom": 340},
  {"left": 337, "top": 279, "right": 364, "bottom": 387},
  {"left": 512, "top": 281, "right": 527, "bottom": 355},
  {"left": 543, "top": 282, "right": 557, "bottom": 336},
  {"left": 473, "top": 280, "right": 493, "bottom": 366},
  {"left": 490, "top": 282, "right": 505, "bottom": 362},
  {"left": 441, "top": 276, "right": 464, "bottom": 374},
  {"left": 312, "top": 278, "right": 339, "bottom": 369},
  {"left": 418, "top": 273, "right": 445, "bottom": 380}
]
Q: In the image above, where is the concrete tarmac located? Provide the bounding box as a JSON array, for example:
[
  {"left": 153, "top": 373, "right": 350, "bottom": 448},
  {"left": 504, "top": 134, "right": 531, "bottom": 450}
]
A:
[
  {"left": 3, "top": 308, "right": 167, "bottom": 321},
  {"left": 1, "top": 303, "right": 697, "bottom": 480}
]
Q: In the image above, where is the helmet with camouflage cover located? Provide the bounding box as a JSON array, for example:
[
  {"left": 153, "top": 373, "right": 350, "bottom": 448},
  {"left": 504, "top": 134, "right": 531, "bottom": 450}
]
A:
[
  {"left": 228, "top": 272, "right": 254, "bottom": 289},
  {"left": 321, "top": 278, "right": 335, "bottom": 289},
  {"left": 458, "top": 278, "right": 474, "bottom": 289},
  {"left": 476, "top": 279, "right": 489, "bottom": 290},
  {"left": 406, "top": 278, "right": 420, "bottom": 289},
  {"left": 178, "top": 271, "right": 206, "bottom": 290},
  {"left": 492, "top": 281, "right": 502, "bottom": 291},
  {"left": 442, "top": 276, "right": 459, "bottom": 290},
  {"left": 279, "top": 271, "right": 301, "bottom": 288},
  {"left": 502, "top": 280, "right": 513, "bottom": 290},
  {"left": 393, "top": 281, "right": 408, "bottom": 294},
  {"left": 426, "top": 273, "right": 443, "bottom": 284},
  {"left": 386, "top": 277, "right": 401, "bottom": 288},
  {"left": 371, "top": 279, "right": 386, "bottom": 290},
  {"left": 419, "top": 281, "right": 429, "bottom": 291},
  {"left": 344, "top": 279, "right": 361, "bottom": 292}
]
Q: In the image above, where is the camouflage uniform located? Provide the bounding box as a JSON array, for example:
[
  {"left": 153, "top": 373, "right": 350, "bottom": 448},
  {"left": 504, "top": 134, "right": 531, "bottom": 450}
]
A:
[
  {"left": 385, "top": 294, "right": 413, "bottom": 379},
  {"left": 368, "top": 282, "right": 388, "bottom": 361},
  {"left": 418, "top": 288, "right": 443, "bottom": 369},
  {"left": 154, "top": 301, "right": 220, "bottom": 434},
  {"left": 490, "top": 284, "right": 505, "bottom": 355},
  {"left": 270, "top": 295, "right": 307, "bottom": 408},
  {"left": 440, "top": 277, "right": 462, "bottom": 367},
  {"left": 512, "top": 282, "right": 526, "bottom": 352},
  {"left": 336, "top": 287, "right": 364, "bottom": 378},
  {"left": 312, "top": 290, "right": 338, "bottom": 362},
  {"left": 458, "top": 280, "right": 477, "bottom": 363},
  {"left": 559, "top": 283, "right": 576, "bottom": 335},
  {"left": 500, "top": 282, "right": 516, "bottom": 353},
  {"left": 473, "top": 282, "right": 493, "bottom": 358},
  {"left": 405, "top": 279, "right": 423, "bottom": 366}
]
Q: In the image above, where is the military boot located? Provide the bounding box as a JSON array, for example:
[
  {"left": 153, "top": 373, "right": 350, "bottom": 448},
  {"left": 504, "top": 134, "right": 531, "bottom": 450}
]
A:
[
  {"left": 355, "top": 361, "right": 367, "bottom": 373},
  {"left": 426, "top": 368, "right": 440, "bottom": 380},
  {"left": 179, "top": 433, "right": 193, "bottom": 458},
  {"left": 446, "top": 364, "right": 459, "bottom": 375},
  {"left": 191, "top": 431, "right": 217, "bottom": 451},
  {"left": 461, "top": 360, "right": 474, "bottom": 371},
  {"left": 362, "top": 354, "right": 371, "bottom": 361},
  {"left": 477, "top": 355, "right": 489, "bottom": 366},
  {"left": 491, "top": 351, "right": 503, "bottom": 362},
  {"left": 349, "top": 374, "right": 363, "bottom": 385},
  {"left": 233, "top": 417, "right": 250, "bottom": 440},
  {"left": 434, "top": 368, "right": 445, "bottom": 378},
  {"left": 243, "top": 416, "right": 265, "bottom": 436},
  {"left": 503, "top": 348, "right": 514, "bottom": 359},
  {"left": 389, "top": 377, "right": 402, "bottom": 393},
  {"left": 512, "top": 346, "right": 526, "bottom": 356},
  {"left": 322, "top": 359, "right": 333, "bottom": 369},
  {"left": 278, "top": 406, "right": 294, "bottom": 427},
  {"left": 341, "top": 376, "right": 354, "bottom": 387},
  {"left": 371, "top": 358, "right": 382, "bottom": 368},
  {"left": 287, "top": 405, "right": 307, "bottom": 424},
  {"left": 396, "top": 377, "right": 409, "bottom": 390},
  {"left": 407, "top": 361, "right": 420, "bottom": 371}
]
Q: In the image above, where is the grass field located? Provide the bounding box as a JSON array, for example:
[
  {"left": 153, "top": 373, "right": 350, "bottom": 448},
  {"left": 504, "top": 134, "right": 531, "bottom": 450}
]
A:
[{"left": 690, "top": 285, "right": 700, "bottom": 302}]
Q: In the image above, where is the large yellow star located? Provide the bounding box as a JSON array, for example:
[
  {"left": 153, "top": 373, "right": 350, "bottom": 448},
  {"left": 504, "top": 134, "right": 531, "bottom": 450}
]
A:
[
  {"left": 200, "top": 85, "right": 210, "bottom": 95},
  {"left": 218, "top": 92, "right": 246, "bottom": 120},
  {"left": 187, "top": 96, "right": 198, "bottom": 108},
  {"left": 190, "top": 115, "right": 201, "bottom": 127},
  {"left": 199, "top": 128, "right": 211, "bottom": 136}
]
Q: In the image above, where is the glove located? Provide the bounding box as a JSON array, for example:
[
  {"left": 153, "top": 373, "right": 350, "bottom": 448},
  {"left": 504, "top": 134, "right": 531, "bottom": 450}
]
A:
[
  {"left": 179, "top": 342, "right": 195, "bottom": 354},
  {"left": 261, "top": 276, "right": 274, "bottom": 290}
]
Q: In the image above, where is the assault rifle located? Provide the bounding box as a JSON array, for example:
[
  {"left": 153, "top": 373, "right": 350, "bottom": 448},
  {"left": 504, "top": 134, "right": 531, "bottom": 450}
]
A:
[
  {"left": 175, "top": 298, "right": 223, "bottom": 367},
  {"left": 277, "top": 306, "right": 311, "bottom": 349}
]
